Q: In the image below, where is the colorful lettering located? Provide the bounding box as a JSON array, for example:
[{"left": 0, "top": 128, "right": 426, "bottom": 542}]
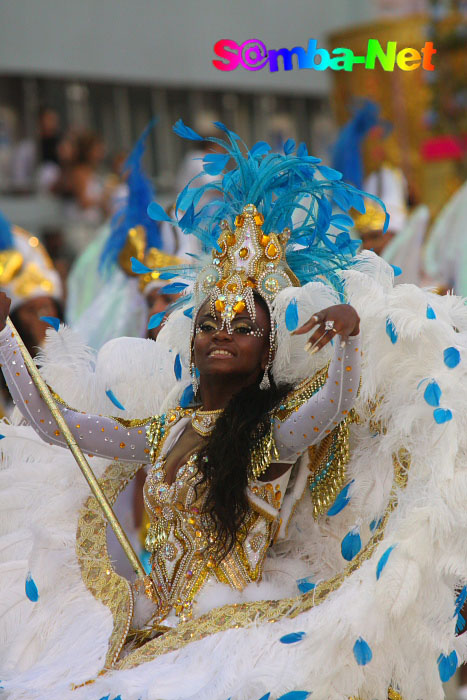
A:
[{"left": 212, "top": 39, "right": 241, "bottom": 71}]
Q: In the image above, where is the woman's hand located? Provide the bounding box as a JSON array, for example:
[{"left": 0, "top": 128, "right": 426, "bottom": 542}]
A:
[
  {"left": 292, "top": 304, "right": 360, "bottom": 354},
  {"left": 0, "top": 292, "right": 12, "bottom": 332}
]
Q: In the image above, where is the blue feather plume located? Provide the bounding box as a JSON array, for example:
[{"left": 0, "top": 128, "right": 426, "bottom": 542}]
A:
[
  {"left": 341, "top": 527, "right": 361, "bottom": 561},
  {"left": 353, "top": 637, "right": 373, "bottom": 666},
  {"left": 180, "top": 384, "right": 195, "bottom": 408},
  {"left": 105, "top": 389, "right": 125, "bottom": 411},
  {"left": 277, "top": 693, "right": 310, "bottom": 700},
  {"left": 40, "top": 316, "right": 60, "bottom": 331},
  {"left": 385, "top": 318, "right": 398, "bottom": 344},
  {"left": 426, "top": 304, "right": 436, "bottom": 319},
  {"left": 279, "top": 631, "right": 306, "bottom": 644},
  {"left": 0, "top": 210, "right": 14, "bottom": 251},
  {"left": 159, "top": 282, "right": 189, "bottom": 295},
  {"left": 131, "top": 257, "right": 154, "bottom": 274},
  {"left": 148, "top": 311, "right": 166, "bottom": 330},
  {"left": 297, "top": 577, "right": 315, "bottom": 593},
  {"left": 455, "top": 586, "right": 467, "bottom": 616},
  {"left": 285, "top": 298, "right": 299, "bottom": 332},
  {"left": 257, "top": 694, "right": 271, "bottom": 700},
  {"left": 444, "top": 347, "right": 460, "bottom": 369},
  {"left": 376, "top": 545, "right": 396, "bottom": 580},
  {"left": 100, "top": 121, "right": 161, "bottom": 274},
  {"left": 327, "top": 480, "right": 354, "bottom": 516},
  {"left": 438, "top": 651, "right": 458, "bottom": 682},
  {"left": 424, "top": 380, "right": 441, "bottom": 407},
  {"left": 433, "top": 408, "right": 452, "bottom": 424},
  {"left": 174, "top": 353, "right": 182, "bottom": 381},
  {"left": 25, "top": 572, "right": 39, "bottom": 602}
]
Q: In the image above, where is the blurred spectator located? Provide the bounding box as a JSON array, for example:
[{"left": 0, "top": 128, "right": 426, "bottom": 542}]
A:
[{"left": 36, "top": 107, "right": 62, "bottom": 192}]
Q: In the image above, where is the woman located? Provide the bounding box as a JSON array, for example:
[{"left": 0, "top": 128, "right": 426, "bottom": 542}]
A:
[{"left": 0, "top": 123, "right": 466, "bottom": 700}]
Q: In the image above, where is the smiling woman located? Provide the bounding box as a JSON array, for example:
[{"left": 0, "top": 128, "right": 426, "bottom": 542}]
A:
[{"left": 0, "top": 122, "right": 466, "bottom": 700}]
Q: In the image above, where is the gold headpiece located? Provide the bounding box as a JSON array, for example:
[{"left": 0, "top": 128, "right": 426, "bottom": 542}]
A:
[
  {"left": 352, "top": 201, "right": 386, "bottom": 235},
  {"left": 194, "top": 203, "right": 299, "bottom": 329}
]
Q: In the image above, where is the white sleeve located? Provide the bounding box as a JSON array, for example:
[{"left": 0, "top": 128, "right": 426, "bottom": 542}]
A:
[
  {"left": 273, "top": 333, "right": 361, "bottom": 462},
  {"left": 0, "top": 326, "right": 150, "bottom": 463}
]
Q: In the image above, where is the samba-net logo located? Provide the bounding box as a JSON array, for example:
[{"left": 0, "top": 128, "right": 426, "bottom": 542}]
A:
[{"left": 213, "top": 38, "right": 436, "bottom": 73}]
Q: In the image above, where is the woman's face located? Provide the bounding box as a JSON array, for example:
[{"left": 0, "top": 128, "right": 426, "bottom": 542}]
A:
[{"left": 193, "top": 297, "right": 271, "bottom": 382}]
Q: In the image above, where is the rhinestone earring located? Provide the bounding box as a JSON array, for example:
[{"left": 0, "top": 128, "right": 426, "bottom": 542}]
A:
[
  {"left": 190, "top": 362, "right": 199, "bottom": 395},
  {"left": 259, "top": 365, "right": 271, "bottom": 390}
]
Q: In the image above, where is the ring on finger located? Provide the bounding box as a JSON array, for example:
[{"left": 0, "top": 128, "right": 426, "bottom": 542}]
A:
[{"left": 324, "top": 320, "right": 335, "bottom": 332}]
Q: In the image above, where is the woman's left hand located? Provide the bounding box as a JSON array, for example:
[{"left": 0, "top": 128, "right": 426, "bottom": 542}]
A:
[{"left": 291, "top": 304, "right": 360, "bottom": 354}]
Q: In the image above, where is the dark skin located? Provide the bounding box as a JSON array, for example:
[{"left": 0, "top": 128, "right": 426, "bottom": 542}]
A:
[{"left": 0, "top": 291, "right": 360, "bottom": 486}]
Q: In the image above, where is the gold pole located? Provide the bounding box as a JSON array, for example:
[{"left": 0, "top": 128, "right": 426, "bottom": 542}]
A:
[{"left": 6, "top": 318, "right": 146, "bottom": 579}]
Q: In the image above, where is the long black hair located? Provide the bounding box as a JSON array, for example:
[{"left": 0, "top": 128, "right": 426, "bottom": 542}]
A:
[{"left": 197, "top": 374, "right": 292, "bottom": 561}]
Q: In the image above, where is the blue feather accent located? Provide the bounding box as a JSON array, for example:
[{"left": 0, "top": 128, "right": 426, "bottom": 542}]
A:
[
  {"left": 250, "top": 141, "right": 271, "bottom": 158},
  {"left": 213, "top": 121, "right": 240, "bottom": 140},
  {"left": 183, "top": 306, "right": 194, "bottom": 319},
  {"left": 297, "top": 577, "right": 315, "bottom": 593},
  {"left": 318, "top": 165, "right": 343, "bottom": 181},
  {"left": 438, "top": 651, "right": 458, "bottom": 682},
  {"left": 383, "top": 211, "right": 390, "bottom": 233},
  {"left": 424, "top": 380, "right": 441, "bottom": 407},
  {"left": 285, "top": 298, "right": 299, "bottom": 331},
  {"left": 277, "top": 693, "right": 310, "bottom": 700},
  {"left": 40, "top": 316, "right": 60, "bottom": 331},
  {"left": 330, "top": 214, "right": 354, "bottom": 230},
  {"left": 174, "top": 354, "right": 182, "bottom": 381},
  {"left": 148, "top": 311, "right": 166, "bottom": 330},
  {"left": 283, "top": 139, "right": 296, "bottom": 155},
  {"left": 433, "top": 408, "right": 452, "bottom": 424},
  {"left": 180, "top": 384, "right": 194, "bottom": 409},
  {"left": 147, "top": 201, "right": 174, "bottom": 223},
  {"left": 202, "top": 153, "right": 231, "bottom": 176},
  {"left": 179, "top": 203, "right": 195, "bottom": 229},
  {"left": 173, "top": 118, "right": 203, "bottom": 141},
  {"left": 341, "top": 527, "right": 361, "bottom": 561},
  {"left": 297, "top": 142, "right": 308, "bottom": 157},
  {"left": 25, "top": 572, "right": 39, "bottom": 602},
  {"left": 327, "top": 480, "right": 354, "bottom": 516},
  {"left": 455, "top": 586, "right": 467, "bottom": 616},
  {"left": 391, "top": 265, "right": 402, "bottom": 276},
  {"left": 370, "top": 517, "right": 383, "bottom": 532},
  {"left": 0, "top": 434, "right": 5, "bottom": 439},
  {"left": 98, "top": 696, "right": 110, "bottom": 700},
  {"left": 353, "top": 637, "right": 373, "bottom": 666},
  {"left": 131, "top": 257, "right": 154, "bottom": 274},
  {"left": 456, "top": 612, "right": 465, "bottom": 635},
  {"left": 280, "top": 631, "right": 306, "bottom": 644},
  {"left": 100, "top": 121, "right": 161, "bottom": 273},
  {"left": 376, "top": 545, "right": 396, "bottom": 580},
  {"left": 0, "top": 210, "right": 14, "bottom": 251},
  {"left": 426, "top": 305, "right": 436, "bottom": 319},
  {"left": 444, "top": 347, "right": 460, "bottom": 369},
  {"left": 159, "top": 282, "right": 189, "bottom": 295},
  {"left": 385, "top": 318, "right": 398, "bottom": 344},
  {"left": 258, "top": 694, "right": 271, "bottom": 700},
  {"left": 106, "top": 389, "right": 125, "bottom": 411}
]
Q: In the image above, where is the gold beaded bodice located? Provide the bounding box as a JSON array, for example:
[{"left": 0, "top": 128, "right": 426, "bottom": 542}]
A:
[{"left": 142, "top": 410, "right": 282, "bottom": 624}]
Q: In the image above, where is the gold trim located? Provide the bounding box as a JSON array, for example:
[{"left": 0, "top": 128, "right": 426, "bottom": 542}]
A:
[{"left": 76, "top": 461, "right": 144, "bottom": 667}]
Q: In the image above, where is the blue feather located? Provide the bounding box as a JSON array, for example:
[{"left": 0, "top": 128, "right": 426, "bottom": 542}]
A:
[
  {"left": 424, "top": 380, "right": 441, "bottom": 407},
  {"left": 159, "top": 282, "right": 189, "bottom": 295},
  {"left": 213, "top": 121, "right": 240, "bottom": 140},
  {"left": 258, "top": 694, "right": 271, "bottom": 700},
  {"left": 40, "top": 316, "right": 60, "bottom": 331},
  {"left": 385, "top": 318, "right": 398, "bottom": 344},
  {"left": 173, "top": 118, "right": 203, "bottom": 141},
  {"left": 341, "top": 527, "right": 361, "bottom": 561},
  {"left": 456, "top": 612, "right": 465, "bottom": 635},
  {"left": 327, "top": 480, "right": 354, "bottom": 516},
  {"left": 353, "top": 637, "right": 373, "bottom": 666},
  {"left": 376, "top": 545, "right": 396, "bottom": 580},
  {"left": 297, "top": 142, "right": 308, "bottom": 157},
  {"left": 279, "top": 631, "right": 306, "bottom": 644},
  {"left": 318, "top": 165, "right": 342, "bottom": 181},
  {"left": 438, "top": 651, "right": 458, "bottom": 682},
  {"left": 433, "top": 408, "right": 452, "bottom": 424},
  {"left": 383, "top": 211, "right": 390, "bottom": 233},
  {"left": 159, "top": 271, "right": 178, "bottom": 280},
  {"left": 180, "top": 384, "right": 194, "bottom": 408},
  {"left": 330, "top": 214, "right": 354, "bottom": 230},
  {"left": 147, "top": 201, "right": 174, "bottom": 223},
  {"left": 0, "top": 210, "right": 14, "bottom": 251},
  {"left": 202, "top": 153, "right": 230, "bottom": 176},
  {"left": 285, "top": 298, "right": 299, "bottom": 331},
  {"left": 0, "top": 434, "right": 5, "bottom": 440},
  {"left": 25, "top": 572, "right": 39, "bottom": 602},
  {"left": 444, "top": 347, "right": 460, "bottom": 369},
  {"left": 277, "top": 693, "right": 310, "bottom": 700},
  {"left": 426, "top": 304, "right": 436, "bottom": 319},
  {"left": 297, "top": 577, "right": 315, "bottom": 593},
  {"left": 250, "top": 141, "right": 271, "bottom": 157},
  {"left": 455, "top": 586, "right": 467, "bottom": 616},
  {"left": 98, "top": 696, "right": 110, "bottom": 700},
  {"left": 106, "top": 389, "right": 125, "bottom": 411},
  {"left": 148, "top": 311, "right": 166, "bottom": 330},
  {"left": 391, "top": 265, "right": 402, "bottom": 277},
  {"left": 179, "top": 203, "right": 195, "bottom": 229},
  {"left": 174, "top": 354, "right": 182, "bottom": 381},
  {"left": 183, "top": 306, "right": 194, "bottom": 319},
  {"left": 130, "top": 257, "right": 154, "bottom": 274},
  {"left": 283, "top": 139, "right": 296, "bottom": 155},
  {"left": 370, "top": 517, "right": 383, "bottom": 532}
]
